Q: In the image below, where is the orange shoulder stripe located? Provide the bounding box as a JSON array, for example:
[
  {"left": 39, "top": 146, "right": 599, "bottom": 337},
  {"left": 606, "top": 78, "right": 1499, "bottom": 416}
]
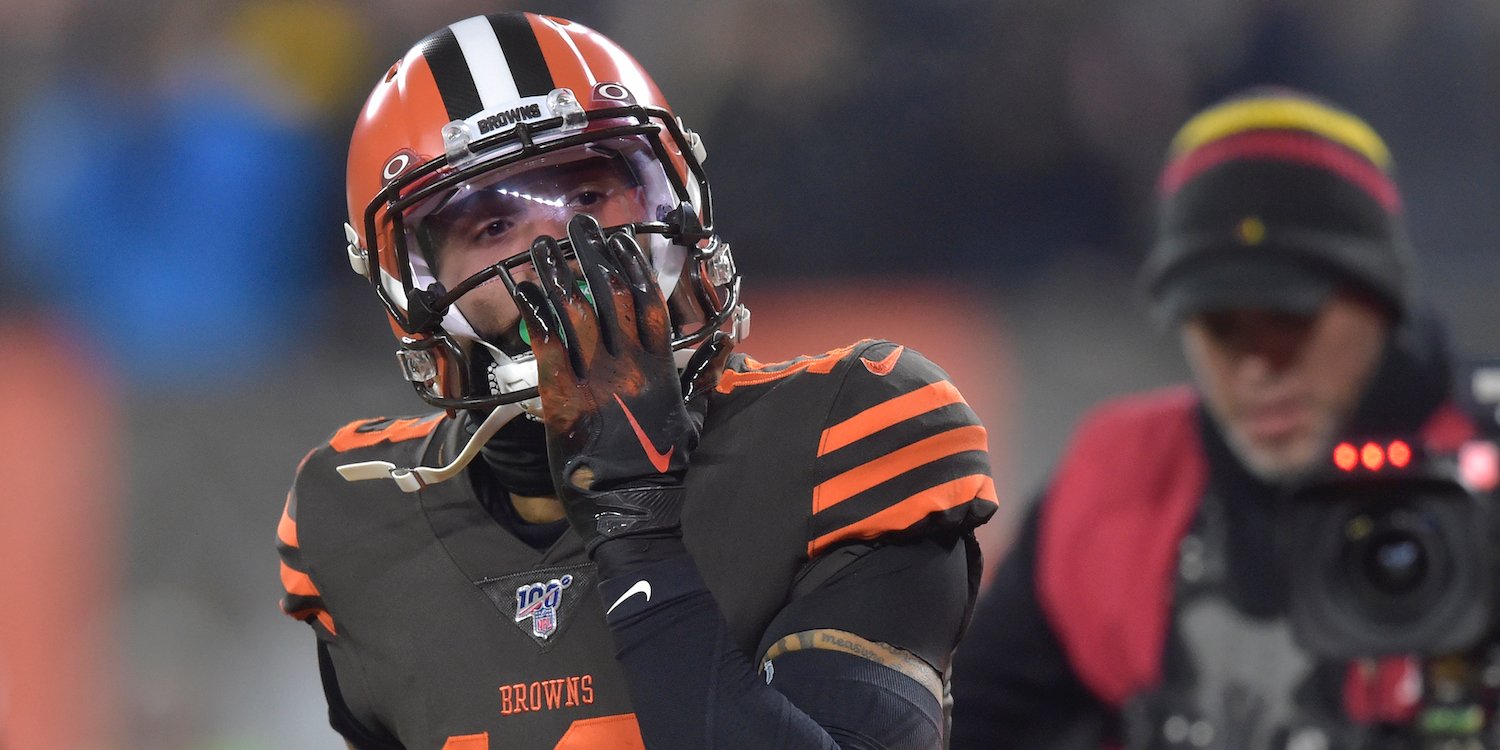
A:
[
  {"left": 813, "top": 424, "right": 988, "bottom": 513},
  {"left": 277, "top": 495, "right": 298, "bottom": 548},
  {"left": 818, "top": 380, "right": 966, "bottom": 457},
  {"left": 330, "top": 415, "right": 441, "bottom": 452},
  {"left": 808, "top": 474, "right": 998, "bottom": 557},
  {"left": 716, "top": 344, "right": 859, "bottom": 393}
]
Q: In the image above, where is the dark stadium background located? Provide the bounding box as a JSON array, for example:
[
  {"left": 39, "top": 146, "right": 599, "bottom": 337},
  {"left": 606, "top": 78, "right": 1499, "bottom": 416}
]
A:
[{"left": 1, "top": 0, "right": 1496, "bottom": 747}]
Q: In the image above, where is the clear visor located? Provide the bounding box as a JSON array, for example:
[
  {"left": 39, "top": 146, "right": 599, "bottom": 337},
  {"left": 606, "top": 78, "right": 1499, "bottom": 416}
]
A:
[{"left": 402, "top": 135, "right": 686, "bottom": 347}]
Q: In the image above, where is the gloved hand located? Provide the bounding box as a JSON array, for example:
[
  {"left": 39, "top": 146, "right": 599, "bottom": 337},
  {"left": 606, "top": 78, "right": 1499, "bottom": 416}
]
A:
[{"left": 514, "top": 214, "right": 731, "bottom": 555}]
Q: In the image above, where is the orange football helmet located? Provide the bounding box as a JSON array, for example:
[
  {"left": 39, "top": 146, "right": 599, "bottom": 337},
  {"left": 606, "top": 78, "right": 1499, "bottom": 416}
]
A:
[{"left": 344, "top": 12, "right": 744, "bottom": 410}]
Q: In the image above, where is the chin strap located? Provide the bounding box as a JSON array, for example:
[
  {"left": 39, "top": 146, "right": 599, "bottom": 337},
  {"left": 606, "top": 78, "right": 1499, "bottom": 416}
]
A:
[{"left": 335, "top": 401, "right": 530, "bottom": 493}]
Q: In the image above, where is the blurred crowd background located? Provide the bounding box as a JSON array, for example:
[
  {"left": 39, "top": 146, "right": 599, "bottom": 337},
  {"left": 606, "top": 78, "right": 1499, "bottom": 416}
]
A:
[{"left": 1, "top": 0, "right": 1497, "bottom": 747}]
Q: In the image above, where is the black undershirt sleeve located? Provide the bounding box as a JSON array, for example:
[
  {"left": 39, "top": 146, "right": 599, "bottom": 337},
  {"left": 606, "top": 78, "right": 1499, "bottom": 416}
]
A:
[
  {"left": 756, "top": 533, "right": 975, "bottom": 674},
  {"left": 949, "top": 500, "right": 1113, "bottom": 750},
  {"left": 593, "top": 536, "right": 962, "bottom": 749}
]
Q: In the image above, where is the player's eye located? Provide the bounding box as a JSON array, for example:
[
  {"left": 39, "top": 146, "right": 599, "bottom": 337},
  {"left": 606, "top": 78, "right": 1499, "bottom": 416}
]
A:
[
  {"left": 570, "top": 190, "right": 606, "bottom": 208},
  {"left": 564, "top": 183, "right": 618, "bottom": 210},
  {"left": 474, "top": 218, "right": 515, "bottom": 242}
]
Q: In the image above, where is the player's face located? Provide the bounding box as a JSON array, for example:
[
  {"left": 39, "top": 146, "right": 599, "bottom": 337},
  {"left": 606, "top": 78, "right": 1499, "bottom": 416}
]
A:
[
  {"left": 419, "top": 154, "right": 650, "bottom": 345},
  {"left": 1181, "top": 291, "right": 1390, "bottom": 483}
]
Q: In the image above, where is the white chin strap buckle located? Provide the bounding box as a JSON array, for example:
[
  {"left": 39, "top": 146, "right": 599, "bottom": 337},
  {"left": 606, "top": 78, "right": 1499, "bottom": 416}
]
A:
[
  {"left": 489, "top": 357, "right": 543, "bottom": 417},
  {"left": 335, "top": 402, "right": 527, "bottom": 493}
]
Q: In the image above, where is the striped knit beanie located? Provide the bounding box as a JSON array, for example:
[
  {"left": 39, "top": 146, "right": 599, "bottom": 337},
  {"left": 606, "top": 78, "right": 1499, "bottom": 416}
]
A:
[{"left": 1141, "top": 88, "right": 1413, "bottom": 323}]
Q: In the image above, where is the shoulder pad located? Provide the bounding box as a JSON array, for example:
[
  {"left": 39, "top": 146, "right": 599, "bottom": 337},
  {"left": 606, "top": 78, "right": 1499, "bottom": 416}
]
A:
[
  {"left": 327, "top": 413, "right": 445, "bottom": 454},
  {"left": 807, "top": 340, "right": 997, "bottom": 556},
  {"left": 716, "top": 340, "right": 871, "bottom": 393}
]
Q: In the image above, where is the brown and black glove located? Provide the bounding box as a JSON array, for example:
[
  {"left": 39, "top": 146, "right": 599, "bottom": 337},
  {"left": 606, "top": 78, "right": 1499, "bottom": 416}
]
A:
[{"left": 514, "top": 214, "right": 731, "bottom": 556}]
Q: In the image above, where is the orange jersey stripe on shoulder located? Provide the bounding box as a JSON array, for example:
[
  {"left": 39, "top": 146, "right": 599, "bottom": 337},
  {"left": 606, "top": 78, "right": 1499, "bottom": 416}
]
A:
[
  {"left": 280, "top": 561, "right": 320, "bottom": 598},
  {"left": 819, "top": 380, "right": 967, "bottom": 457},
  {"left": 808, "top": 474, "right": 998, "bottom": 557},
  {"left": 280, "top": 564, "right": 336, "bottom": 634},
  {"left": 330, "top": 415, "right": 442, "bottom": 452},
  {"left": 813, "top": 424, "right": 988, "bottom": 513},
  {"left": 716, "top": 344, "right": 858, "bottom": 393}
]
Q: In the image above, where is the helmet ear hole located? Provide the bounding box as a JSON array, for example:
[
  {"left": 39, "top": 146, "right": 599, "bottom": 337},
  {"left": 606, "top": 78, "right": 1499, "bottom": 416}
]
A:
[{"left": 592, "top": 82, "right": 636, "bottom": 106}]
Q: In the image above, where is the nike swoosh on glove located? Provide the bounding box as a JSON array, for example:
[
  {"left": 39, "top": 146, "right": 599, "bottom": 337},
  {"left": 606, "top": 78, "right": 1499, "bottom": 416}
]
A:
[{"left": 514, "top": 214, "right": 731, "bottom": 555}]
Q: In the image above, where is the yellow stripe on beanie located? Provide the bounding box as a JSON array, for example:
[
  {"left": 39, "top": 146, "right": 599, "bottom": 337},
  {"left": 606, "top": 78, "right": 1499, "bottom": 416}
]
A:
[{"left": 1169, "top": 96, "right": 1392, "bottom": 169}]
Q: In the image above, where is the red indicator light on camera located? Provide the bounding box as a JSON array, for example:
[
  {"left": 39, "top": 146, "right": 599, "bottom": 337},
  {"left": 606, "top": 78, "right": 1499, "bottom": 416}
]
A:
[
  {"left": 1361, "top": 442, "right": 1385, "bottom": 471},
  {"left": 1334, "top": 442, "right": 1359, "bottom": 471},
  {"left": 1387, "top": 440, "right": 1412, "bottom": 469}
]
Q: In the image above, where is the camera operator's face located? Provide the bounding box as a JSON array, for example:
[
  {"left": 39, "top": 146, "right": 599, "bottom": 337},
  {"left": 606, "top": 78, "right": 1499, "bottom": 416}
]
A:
[{"left": 1181, "top": 291, "right": 1390, "bottom": 483}]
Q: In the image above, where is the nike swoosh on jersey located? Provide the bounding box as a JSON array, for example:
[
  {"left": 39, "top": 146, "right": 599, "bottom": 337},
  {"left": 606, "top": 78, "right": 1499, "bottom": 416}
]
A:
[
  {"left": 607, "top": 579, "right": 652, "bottom": 615},
  {"left": 613, "top": 394, "right": 674, "bottom": 473},
  {"left": 859, "top": 345, "right": 904, "bottom": 376}
]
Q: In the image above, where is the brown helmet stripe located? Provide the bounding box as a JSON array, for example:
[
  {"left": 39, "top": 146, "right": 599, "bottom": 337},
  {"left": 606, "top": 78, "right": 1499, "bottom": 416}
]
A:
[
  {"left": 420, "top": 13, "right": 558, "bottom": 123},
  {"left": 489, "top": 13, "right": 554, "bottom": 97},
  {"left": 420, "top": 27, "right": 484, "bottom": 121}
]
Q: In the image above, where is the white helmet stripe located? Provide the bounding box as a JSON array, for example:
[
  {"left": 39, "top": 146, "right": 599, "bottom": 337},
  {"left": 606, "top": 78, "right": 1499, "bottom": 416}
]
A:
[{"left": 450, "top": 16, "right": 520, "bottom": 110}]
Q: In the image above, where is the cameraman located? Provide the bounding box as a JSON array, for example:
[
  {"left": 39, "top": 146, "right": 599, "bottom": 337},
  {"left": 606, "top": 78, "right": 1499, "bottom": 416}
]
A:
[{"left": 951, "top": 88, "right": 1477, "bottom": 749}]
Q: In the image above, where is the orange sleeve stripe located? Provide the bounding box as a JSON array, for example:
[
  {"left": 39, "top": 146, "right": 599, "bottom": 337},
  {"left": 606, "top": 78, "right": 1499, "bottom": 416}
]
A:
[
  {"left": 277, "top": 497, "right": 298, "bottom": 548},
  {"left": 808, "top": 474, "right": 998, "bottom": 557},
  {"left": 280, "top": 561, "right": 321, "bottom": 598},
  {"left": 813, "top": 425, "right": 988, "bottom": 513},
  {"left": 716, "top": 344, "right": 857, "bottom": 393},
  {"left": 330, "top": 415, "right": 441, "bottom": 452},
  {"left": 818, "top": 380, "right": 967, "bottom": 456}
]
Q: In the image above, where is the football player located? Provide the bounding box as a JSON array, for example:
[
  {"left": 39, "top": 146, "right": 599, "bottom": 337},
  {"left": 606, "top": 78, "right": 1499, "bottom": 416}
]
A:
[{"left": 277, "top": 12, "right": 997, "bottom": 749}]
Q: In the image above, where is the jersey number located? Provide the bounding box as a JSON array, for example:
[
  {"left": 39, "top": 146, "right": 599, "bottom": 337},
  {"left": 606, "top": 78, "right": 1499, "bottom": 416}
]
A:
[{"left": 441, "top": 713, "right": 644, "bottom": 749}]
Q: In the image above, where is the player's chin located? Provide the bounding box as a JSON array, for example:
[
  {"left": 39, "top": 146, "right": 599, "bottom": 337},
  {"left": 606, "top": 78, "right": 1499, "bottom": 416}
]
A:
[{"left": 463, "top": 309, "right": 528, "bottom": 355}]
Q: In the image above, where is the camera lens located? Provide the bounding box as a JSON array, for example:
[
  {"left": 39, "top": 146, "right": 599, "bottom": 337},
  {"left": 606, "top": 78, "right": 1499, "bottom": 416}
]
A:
[
  {"left": 1341, "top": 508, "right": 1446, "bottom": 613},
  {"left": 1290, "top": 482, "right": 1490, "bottom": 658},
  {"left": 1359, "top": 528, "right": 1428, "bottom": 595}
]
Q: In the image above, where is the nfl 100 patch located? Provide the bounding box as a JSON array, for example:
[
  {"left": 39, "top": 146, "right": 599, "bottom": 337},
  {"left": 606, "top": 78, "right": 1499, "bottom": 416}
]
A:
[{"left": 476, "top": 564, "right": 597, "bottom": 650}]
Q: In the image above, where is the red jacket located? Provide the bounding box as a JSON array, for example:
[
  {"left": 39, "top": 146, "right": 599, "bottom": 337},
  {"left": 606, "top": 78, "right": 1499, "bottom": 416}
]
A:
[{"left": 1034, "top": 386, "right": 1477, "bottom": 709}]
